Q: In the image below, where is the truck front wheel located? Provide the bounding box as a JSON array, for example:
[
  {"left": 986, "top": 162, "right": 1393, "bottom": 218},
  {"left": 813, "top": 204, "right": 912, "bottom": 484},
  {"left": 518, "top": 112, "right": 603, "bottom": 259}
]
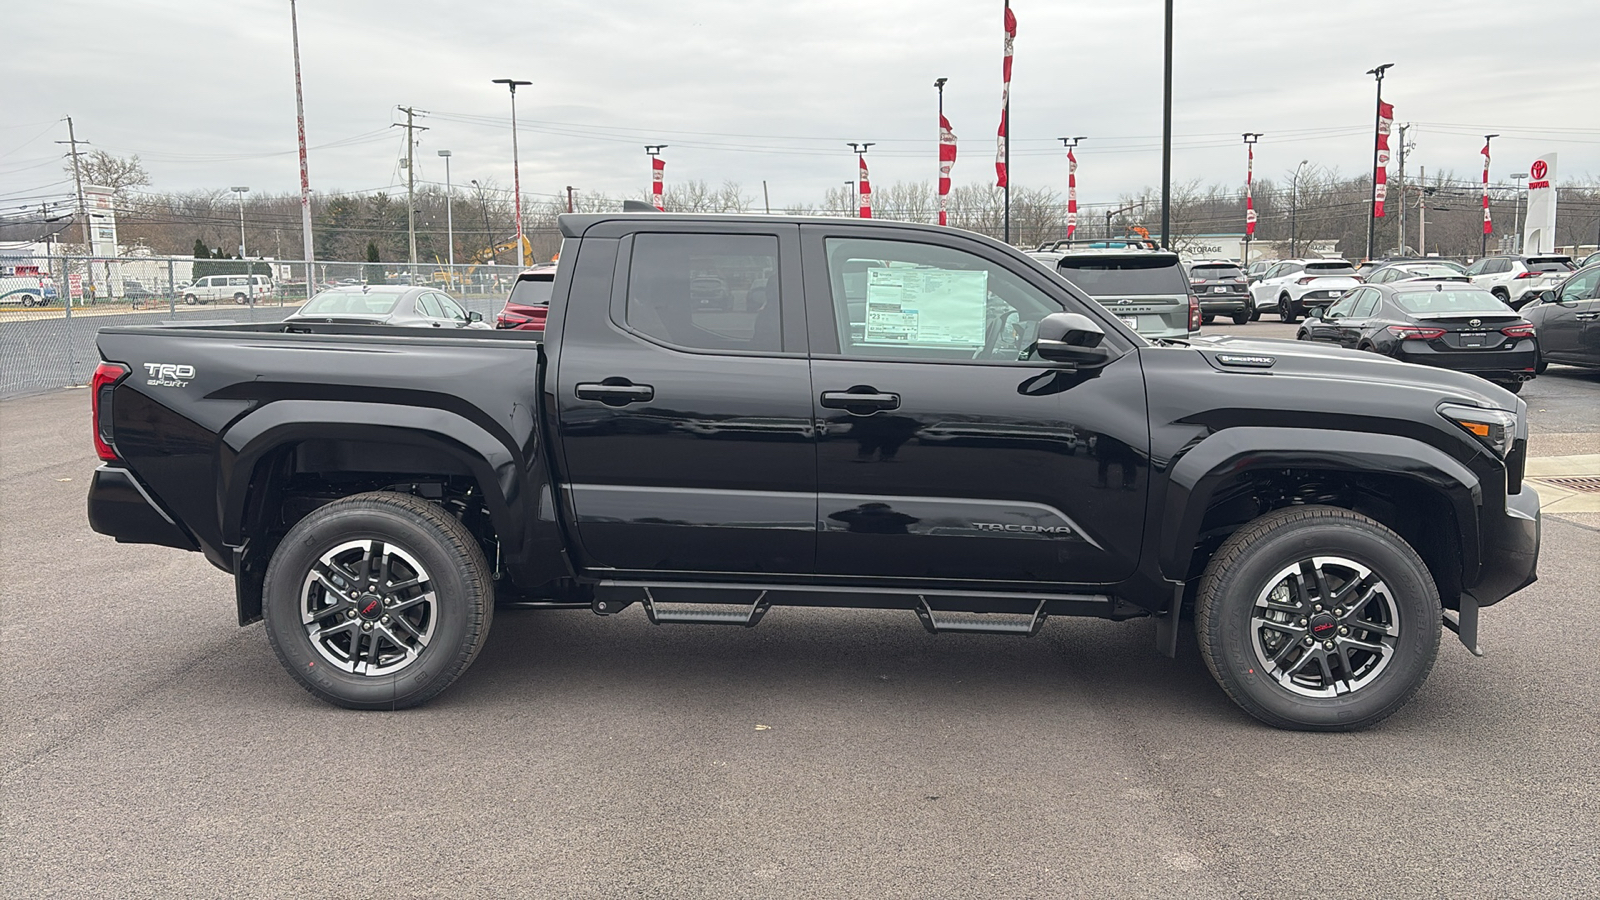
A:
[
  {"left": 262, "top": 491, "right": 494, "bottom": 709},
  {"left": 1195, "top": 505, "right": 1440, "bottom": 731}
]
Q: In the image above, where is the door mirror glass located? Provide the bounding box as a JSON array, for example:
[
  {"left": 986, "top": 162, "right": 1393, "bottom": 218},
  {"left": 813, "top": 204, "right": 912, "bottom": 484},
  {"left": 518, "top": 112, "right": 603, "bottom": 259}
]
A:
[
  {"left": 467, "top": 310, "right": 483, "bottom": 323},
  {"left": 1030, "top": 312, "right": 1110, "bottom": 368}
]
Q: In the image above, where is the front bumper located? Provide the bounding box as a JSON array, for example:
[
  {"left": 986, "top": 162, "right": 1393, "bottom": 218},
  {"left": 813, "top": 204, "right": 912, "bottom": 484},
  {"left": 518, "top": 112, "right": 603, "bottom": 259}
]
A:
[
  {"left": 1467, "top": 483, "right": 1540, "bottom": 608},
  {"left": 86, "top": 465, "right": 197, "bottom": 551}
]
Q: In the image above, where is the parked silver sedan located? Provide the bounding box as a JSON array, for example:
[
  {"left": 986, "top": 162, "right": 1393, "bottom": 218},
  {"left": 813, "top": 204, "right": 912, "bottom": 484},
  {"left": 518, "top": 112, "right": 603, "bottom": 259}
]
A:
[{"left": 285, "top": 285, "right": 489, "bottom": 329}]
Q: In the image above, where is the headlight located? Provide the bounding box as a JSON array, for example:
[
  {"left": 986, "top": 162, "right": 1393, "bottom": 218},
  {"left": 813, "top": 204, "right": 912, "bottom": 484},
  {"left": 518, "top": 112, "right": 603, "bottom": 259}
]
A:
[{"left": 1439, "top": 403, "right": 1517, "bottom": 458}]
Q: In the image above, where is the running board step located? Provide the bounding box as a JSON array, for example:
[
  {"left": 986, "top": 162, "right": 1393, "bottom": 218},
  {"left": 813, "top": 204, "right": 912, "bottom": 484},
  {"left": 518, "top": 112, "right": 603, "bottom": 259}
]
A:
[
  {"left": 638, "top": 588, "right": 772, "bottom": 627},
  {"left": 915, "top": 597, "right": 1047, "bottom": 636}
]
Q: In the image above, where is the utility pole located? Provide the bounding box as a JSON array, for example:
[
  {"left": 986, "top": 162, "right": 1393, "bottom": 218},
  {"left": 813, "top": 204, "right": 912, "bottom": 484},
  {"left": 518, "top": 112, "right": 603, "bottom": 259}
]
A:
[
  {"left": 762, "top": 180, "right": 771, "bottom": 215},
  {"left": 1396, "top": 123, "right": 1411, "bottom": 254},
  {"left": 565, "top": 186, "right": 576, "bottom": 214},
  {"left": 57, "top": 116, "right": 93, "bottom": 313},
  {"left": 1511, "top": 172, "right": 1527, "bottom": 254},
  {"left": 394, "top": 106, "right": 428, "bottom": 280},
  {"left": 438, "top": 150, "right": 455, "bottom": 275},
  {"left": 1418, "top": 165, "right": 1426, "bottom": 255}
]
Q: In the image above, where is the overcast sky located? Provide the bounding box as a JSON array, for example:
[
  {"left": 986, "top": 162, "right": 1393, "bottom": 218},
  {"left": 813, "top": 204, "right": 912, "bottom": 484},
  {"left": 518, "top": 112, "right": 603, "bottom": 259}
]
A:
[{"left": 4, "top": 0, "right": 1597, "bottom": 215}]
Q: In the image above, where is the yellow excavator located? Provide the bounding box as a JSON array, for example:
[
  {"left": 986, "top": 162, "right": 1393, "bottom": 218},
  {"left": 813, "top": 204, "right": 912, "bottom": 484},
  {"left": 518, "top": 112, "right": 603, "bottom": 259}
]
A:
[{"left": 431, "top": 235, "right": 535, "bottom": 288}]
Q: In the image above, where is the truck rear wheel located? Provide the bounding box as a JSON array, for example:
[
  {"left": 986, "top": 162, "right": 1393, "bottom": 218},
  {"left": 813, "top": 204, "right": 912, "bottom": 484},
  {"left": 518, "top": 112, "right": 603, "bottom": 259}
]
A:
[
  {"left": 1195, "top": 505, "right": 1440, "bottom": 731},
  {"left": 262, "top": 491, "right": 494, "bottom": 710}
]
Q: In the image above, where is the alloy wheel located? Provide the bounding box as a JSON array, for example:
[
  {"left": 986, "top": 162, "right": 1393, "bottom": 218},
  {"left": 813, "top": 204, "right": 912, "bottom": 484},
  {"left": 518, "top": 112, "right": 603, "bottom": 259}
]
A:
[
  {"left": 300, "top": 538, "right": 437, "bottom": 676},
  {"left": 1249, "top": 556, "right": 1399, "bottom": 698}
]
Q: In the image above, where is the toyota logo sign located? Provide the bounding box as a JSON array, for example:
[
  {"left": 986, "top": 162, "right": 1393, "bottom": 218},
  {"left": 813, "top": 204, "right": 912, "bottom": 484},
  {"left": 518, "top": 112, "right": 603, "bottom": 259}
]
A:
[
  {"left": 1469, "top": 318, "right": 1482, "bottom": 328},
  {"left": 1531, "top": 160, "right": 1548, "bottom": 180}
]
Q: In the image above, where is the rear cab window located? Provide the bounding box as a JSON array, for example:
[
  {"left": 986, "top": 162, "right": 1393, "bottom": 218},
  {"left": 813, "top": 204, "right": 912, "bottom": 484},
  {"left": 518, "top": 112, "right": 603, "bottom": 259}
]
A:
[{"left": 508, "top": 273, "right": 555, "bottom": 307}]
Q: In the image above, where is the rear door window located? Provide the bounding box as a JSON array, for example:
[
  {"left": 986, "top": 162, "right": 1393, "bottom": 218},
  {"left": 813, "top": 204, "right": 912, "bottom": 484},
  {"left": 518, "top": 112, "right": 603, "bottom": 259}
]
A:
[
  {"left": 1055, "top": 256, "right": 1186, "bottom": 297},
  {"left": 415, "top": 292, "right": 444, "bottom": 318},
  {"left": 624, "top": 233, "right": 782, "bottom": 353},
  {"left": 1352, "top": 291, "right": 1380, "bottom": 318}
]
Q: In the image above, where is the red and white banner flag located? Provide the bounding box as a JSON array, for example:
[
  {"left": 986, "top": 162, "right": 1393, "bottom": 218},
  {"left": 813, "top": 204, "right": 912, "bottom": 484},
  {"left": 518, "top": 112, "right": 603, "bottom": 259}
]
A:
[
  {"left": 1244, "top": 144, "right": 1256, "bottom": 236},
  {"left": 858, "top": 154, "right": 872, "bottom": 219},
  {"left": 938, "top": 114, "right": 957, "bottom": 226},
  {"left": 651, "top": 155, "right": 665, "bottom": 211},
  {"left": 995, "top": 3, "right": 1016, "bottom": 188},
  {"left": 1481, "top": 141, "right": 1493, "bottom": 234},
  {"left": 1373, "top": 101, "right": 1393, "bottom": 218},
  {"left": 1066, "top": 147, "right": 1078, "bottom": 238}
]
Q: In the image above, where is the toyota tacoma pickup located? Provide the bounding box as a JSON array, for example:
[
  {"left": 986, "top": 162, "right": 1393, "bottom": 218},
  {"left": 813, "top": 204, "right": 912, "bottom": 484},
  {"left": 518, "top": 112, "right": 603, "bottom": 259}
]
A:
[{"left": 87, "top": 213, "right": 1540, "bottom": 731}]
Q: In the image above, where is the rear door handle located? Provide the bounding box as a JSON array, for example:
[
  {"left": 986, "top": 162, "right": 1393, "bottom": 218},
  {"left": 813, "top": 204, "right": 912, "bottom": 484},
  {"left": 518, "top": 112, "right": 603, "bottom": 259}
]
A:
[
  {"left": 575, "top": 381, "right": 655, "bottom": 405},
  {"left": 820, "top": 389, "right": 901, "bottom": 412},
  {"left": 1576, "top": 313, "right": 1600, "bottom": 320}
]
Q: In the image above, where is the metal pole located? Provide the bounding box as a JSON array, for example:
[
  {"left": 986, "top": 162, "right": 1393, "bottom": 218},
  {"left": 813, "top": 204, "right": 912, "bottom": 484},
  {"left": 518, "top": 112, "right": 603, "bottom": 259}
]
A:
[
  {"left": 1396, "top": 123, "right": 1409, "bottom": 254},
  {"left": 232, "top": 187, "right": 248, "bottom": 260},
  {"left": 1481, "top": 133, "right": 1497, "bottom": 258},
  {"left": 1160, "top": 0, "right": 1173, "bottom": 250},
  {"left": 493, "top": 78, "right": 532, "bottom": 267},
  {"left": 1418, "top": 166, "right": 1426, "bottom": 254},
  {"left": 1511, "top": 172, "right": 1526, "bottom": 254},
  {"left": 762, "top": 180, "right": 770, "bottom": 214},
  {"left": 1003, "top": 0, "right": 1012, "bottom": 245},
  {"left": 291, "top": 0, "right": 316, "bottom": 297},
  {"left": 60, "top": 115, "right": 91, "bottom": 316},
  {"left": 438, "top": 150, "right": 454, "bottom": 274},
  {"left": 565, "top": 185, "right": 575, "bottom": 214},
  {"left": 1241, "top": 133, "right": 1260, "bottom": 267},
  {"left": 1364, "top": 63, "right": 1393, "bottom": 262}
]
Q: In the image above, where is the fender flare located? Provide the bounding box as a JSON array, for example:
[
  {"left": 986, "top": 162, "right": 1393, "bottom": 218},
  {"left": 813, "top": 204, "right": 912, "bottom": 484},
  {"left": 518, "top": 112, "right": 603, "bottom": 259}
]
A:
[
  {"left": 1159, "top": 426, "right": 1482, "bottom": 582},
  {"left": 218, "top": 399, "right": 526, "bottom": 552}
]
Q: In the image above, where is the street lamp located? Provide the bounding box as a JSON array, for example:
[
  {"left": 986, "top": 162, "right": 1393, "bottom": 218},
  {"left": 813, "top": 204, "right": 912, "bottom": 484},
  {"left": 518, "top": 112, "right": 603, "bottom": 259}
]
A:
[
  {"left": 492, "top": 77, "right": 532, "bottom": 267},
  {"left": 230, "top": 186, "right": 250, "bottom": 260},
  {"left": 1364, "top": 63, "right": 1394, "bottom": 262},
  {"left": 1481, "top": 133, "right": 1500, "bottom": 258},
  {"left": 1241, "top": 133, "right": 1261, "bottom": 266},
  {"left": 470, "top": 179, "right": 495, "bottom": 265},
  {"left": 437, "top": 150, "right": 454, "bottom": 275},
  {"left": 1290, "top": 160, "right": 1308, "bottom": 258},
  {"left": 1060, "top": 136, "right": 1086, "bottom": 242},
  {"left": 847, "top": 142, "right": 874, "bottom": 218},
  {"left": 1510, "top": 172, "right": 1527, "bottom": 254}
]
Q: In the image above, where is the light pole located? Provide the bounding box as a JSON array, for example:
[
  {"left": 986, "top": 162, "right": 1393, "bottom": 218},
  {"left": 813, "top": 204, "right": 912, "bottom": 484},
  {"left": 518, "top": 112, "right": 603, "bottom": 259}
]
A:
[
  {"left": 1160, "top": 0, "right": 1173, "bottom": 249},
  {"left": 437, "top": 150, "right": 454, "bottom": 276},
  {"left": 492, "top": 77, "right": 532, "bottom": 267},
  {"left": 844, "top": 181, "right": 855, "bottom": 217},
  {"left": 1241, "top": 133, "right": 1261, "bottom": 266},
  {"left": 1059, "top": 136, "right": 1085, "bottom": 242},
  {"left": 1290, "top": 160, "right": 1308, "bottom": 258},
  {"left": 935, "top": 77, "right": 948, "bottom": 226},
  {"left": 470, "top": 179, "right": 495, "bottom": 265},
  {"left": 231, "top": 186, "right": 250, "bottom": 262},
  {"left": 644, "top": 145, "right": 667, "bottom": 210},
  {"left": 1364, "top": 62, "right": 1394, "bottom": 262},
  {"left": 1482, "top": 133, "right": 1499, "bottom": 258},
  {"left": 848, "top": 142, "right": 874, "bottom": 217},
  {"left": 1511, "top": 172, "right": 1527, "bottom": 254}
]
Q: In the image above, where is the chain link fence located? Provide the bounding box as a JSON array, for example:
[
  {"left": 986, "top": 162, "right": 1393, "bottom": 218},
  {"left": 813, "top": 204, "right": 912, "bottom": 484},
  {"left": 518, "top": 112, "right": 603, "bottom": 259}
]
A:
[{"left": 1, "top": 255, "right": 530, "bottom": 399}]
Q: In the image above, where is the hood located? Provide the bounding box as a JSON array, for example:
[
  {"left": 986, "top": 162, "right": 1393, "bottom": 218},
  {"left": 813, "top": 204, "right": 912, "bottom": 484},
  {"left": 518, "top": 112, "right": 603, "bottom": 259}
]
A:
[{"left": 1188, "top": 334, "right": 1516, "bottom": 410}]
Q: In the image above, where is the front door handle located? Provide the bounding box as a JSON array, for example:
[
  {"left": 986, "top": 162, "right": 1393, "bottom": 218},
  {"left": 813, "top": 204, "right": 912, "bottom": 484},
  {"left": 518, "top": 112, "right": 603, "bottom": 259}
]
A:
[
  {"left": 820, "top": 388, "right": 901, "bottom": 412},
  {"left": 1576, "top": 312, "right": 1600, "bottom": 320},
  {"left": 575, "top": 380, "right": 655, "bottom": 406}
]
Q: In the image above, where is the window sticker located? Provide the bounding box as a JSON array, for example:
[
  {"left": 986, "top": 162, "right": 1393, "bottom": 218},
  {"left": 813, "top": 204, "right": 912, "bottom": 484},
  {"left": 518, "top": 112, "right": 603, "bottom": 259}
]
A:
[{"left": 861, "top": 267, "right": 988, "bottom": 347}]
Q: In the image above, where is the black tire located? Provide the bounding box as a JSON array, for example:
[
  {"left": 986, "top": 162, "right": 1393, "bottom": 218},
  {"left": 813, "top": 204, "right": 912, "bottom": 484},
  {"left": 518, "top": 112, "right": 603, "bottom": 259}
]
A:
[
  {"left": 1279, "top": 295, "right": 1298, "bottom": 324},
  {"left": 21, "top": 295, "right": 36, "bottom": 308},
  {"left": 1502, "top": 381, "right": 1524, "bottom": 394},
  {"left": 1250, "top": 307, "right": 1262, "bottom": 321},
  {"left": 1492, "top": 289, "right": 1509, "bottom": 304},
  {"left": 262, "top": 491, "right": 494, "bottom": 710},
  {"left": 1232, "top": 306, "right": 1252, "bottom": 325},
  {"left": 1195, "top": 505, "right": 1440, "bottom": 731},
  {"left": 234, "top": 292, "right": 249, "bottom": 304},
  {"left": 183, "top": 294, "right": 198, "bottom": 305},
  {"left": 1535, "top": 352, "right": 1548, "bottom": 375},
  {"left": 1295, "top": 329, "right": 1310, "bottom": 341},
  {"left": 1201, "top": 314, "right": 1215, "bottom": 325}
]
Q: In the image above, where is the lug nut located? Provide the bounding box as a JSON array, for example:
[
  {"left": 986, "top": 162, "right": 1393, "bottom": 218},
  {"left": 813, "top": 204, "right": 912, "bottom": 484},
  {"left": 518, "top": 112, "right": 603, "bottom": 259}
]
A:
[
  {"left": 381, "top": 615, "right": 390, "bottom": 624},
  {"left": 1334, "top": 607, "right": 1344, "bottom": 616},
  {"left": 347, "top": 610, "right": 357, "bottom": 619},
  {"left": 1322, "top": 641, "right": 1334, "bottom": 650},
  {"left": 1339, "top": 626, "right": 1349, "bottom": 635},
  {"left": 361, "top": 623, "right": 372, "bottom": 632},
  {"left": 1314, "top": 604, "right": 1323, "bottom": 612},
  {"left": 1299, "top": 618, "right": 1308, "bottom": 626},
  {"left": 1304, "top": 636, "right": 1315, "bottom": 646}
]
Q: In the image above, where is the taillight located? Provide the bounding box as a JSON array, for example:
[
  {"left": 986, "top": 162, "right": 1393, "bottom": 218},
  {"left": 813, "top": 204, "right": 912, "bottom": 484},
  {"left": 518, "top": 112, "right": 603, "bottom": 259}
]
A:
[
  {"left": 91, "top": 361, "right": 129, "bottom": 461},
  {"left": 1188, "top": 294, "right": 1201, "bottom": 332},
  {"left": 1501, "top": 323, "right": 1536, "bottom": 338},
  {"left": 1190, "top": 277, "right": 1205, "bottom": 285},
  {"left": 1514, "top": 271, "right": 1535, "bottom": 279},
  {"left": 1297, "top": 276, "right": 1316, "bottom": 285},
  {"left": 1387, "top": 325, "right": 1446, "bottom": 341}
]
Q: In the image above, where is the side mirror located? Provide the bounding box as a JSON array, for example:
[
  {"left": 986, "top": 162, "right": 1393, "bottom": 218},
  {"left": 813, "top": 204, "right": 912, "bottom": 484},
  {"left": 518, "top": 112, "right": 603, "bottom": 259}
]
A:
[
  {"left": 1542, "top": 290, "right": 1564, "bottom": 306},
  {"left": 467, "top": 310, "right": 484, "bottom": 323},
  {"left": 1031, "top": 312, "right": 1112, "bottom": 368}
]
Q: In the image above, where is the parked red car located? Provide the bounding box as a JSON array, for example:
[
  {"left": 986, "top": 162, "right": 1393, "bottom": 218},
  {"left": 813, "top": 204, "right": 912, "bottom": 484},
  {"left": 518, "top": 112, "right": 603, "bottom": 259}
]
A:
[{"left": 494, "top": 266, "right": 557, "bottom": 331}]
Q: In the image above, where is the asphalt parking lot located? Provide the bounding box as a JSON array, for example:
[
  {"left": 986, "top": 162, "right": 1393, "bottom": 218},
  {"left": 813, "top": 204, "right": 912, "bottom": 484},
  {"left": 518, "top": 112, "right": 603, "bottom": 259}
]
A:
[{"left": 3, "top": 372, "right": 1598, "bottom": 898}]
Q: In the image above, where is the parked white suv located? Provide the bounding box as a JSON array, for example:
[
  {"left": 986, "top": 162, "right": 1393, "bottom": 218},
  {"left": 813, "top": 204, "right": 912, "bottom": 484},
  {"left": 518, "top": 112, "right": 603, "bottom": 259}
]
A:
[
  {"left": 1464, "top": 255, "right": 1575, "bottom": 310},
  {"left": 1248, "top": 259, "right": 1363, "bottom": 323},
  {"left": 181, "top": 274, "right": 273, "bottom": 305}
]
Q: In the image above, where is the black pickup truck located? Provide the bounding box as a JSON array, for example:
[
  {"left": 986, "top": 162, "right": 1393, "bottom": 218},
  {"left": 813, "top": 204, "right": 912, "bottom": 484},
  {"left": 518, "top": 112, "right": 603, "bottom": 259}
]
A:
[{"left": 87, "top": 213, "right": 1540, "bottom": 730}]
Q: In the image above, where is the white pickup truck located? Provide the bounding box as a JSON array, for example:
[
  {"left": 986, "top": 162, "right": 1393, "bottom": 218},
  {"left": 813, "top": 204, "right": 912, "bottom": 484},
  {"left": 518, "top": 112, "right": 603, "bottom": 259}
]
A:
[{"left": 1249, "top": 259, "right": 1363, "bottom": 323}]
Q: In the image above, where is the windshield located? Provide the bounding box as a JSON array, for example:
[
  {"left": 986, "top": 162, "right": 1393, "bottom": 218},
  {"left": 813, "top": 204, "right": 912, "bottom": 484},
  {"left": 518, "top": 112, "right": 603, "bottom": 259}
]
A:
[
  {"left": 1396, "top": 265, "right": 1463, "bottom": 280},
  {"left": 1056, "top": 256, "right": 1186, "bottom": 296},
  {"left": 1391, "top": 288, "right": 1509, "bottom": 315},
  {"left": 299, "top": 289, "right": 404, "bottom": 316},
  {"left": 508, "top": 274, "right": 555, "bottom": 306},
  {"left": 1190, "top": 265, "right": 1243, "bottom": 280}
]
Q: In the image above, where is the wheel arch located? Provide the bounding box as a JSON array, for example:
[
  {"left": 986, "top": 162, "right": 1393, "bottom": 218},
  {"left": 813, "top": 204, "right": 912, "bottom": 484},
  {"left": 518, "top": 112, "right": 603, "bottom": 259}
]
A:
[{"left": 1161, "top": 427, "right": 1481, "bottom": 607}]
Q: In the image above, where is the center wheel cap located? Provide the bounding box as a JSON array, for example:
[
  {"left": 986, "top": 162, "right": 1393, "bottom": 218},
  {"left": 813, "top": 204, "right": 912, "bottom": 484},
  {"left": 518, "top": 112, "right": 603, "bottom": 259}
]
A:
[
  {"left": 356, "top": 594, "right": 385, "bottom": 620},
  {"left": 1309, "top": 613, "right": 1338, "bottom": 640}
]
